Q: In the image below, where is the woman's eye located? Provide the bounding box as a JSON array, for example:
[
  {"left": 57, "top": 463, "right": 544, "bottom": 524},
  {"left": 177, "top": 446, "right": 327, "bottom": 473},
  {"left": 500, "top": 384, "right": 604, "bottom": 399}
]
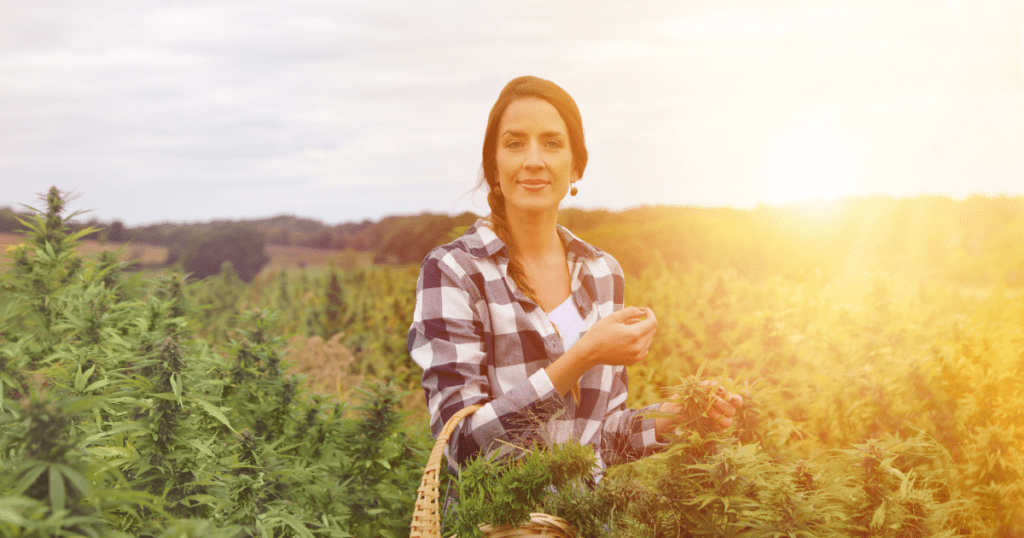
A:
[
  {"left": 545, "top": 140, "right": 563, "bottom": 149},
  {"left": 505, "top": 140, "right": 523, "bottom": 149}
]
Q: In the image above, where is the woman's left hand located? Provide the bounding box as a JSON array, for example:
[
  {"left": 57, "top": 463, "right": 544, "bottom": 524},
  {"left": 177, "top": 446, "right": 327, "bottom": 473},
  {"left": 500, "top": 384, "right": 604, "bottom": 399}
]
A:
[
  {"left": 702, "top": 383, "right": 744, "bottom": 428},
  {"left": 655, "top": 383, "right": 744, "bottom": 436}
]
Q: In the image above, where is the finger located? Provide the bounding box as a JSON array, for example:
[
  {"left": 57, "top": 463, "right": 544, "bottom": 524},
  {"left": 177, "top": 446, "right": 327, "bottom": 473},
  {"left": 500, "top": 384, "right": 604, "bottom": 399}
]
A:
[
  {"left": 606, "top": 308, "right": 636, "bottom": 322},
  {"left": 643, "top": 307, "right": 657, "bottom": 325},
  {"left": 711, "top": 396, "right": 737, "bottom": 418},
  {"left": 727, "top": 394, "right": 744, "bottom": 409},
  {"left": 615, "top": 307, "right": 648, "bottom": 326},
  {"left": 706, "top": 407, "right": 732, "bottom": 429},
  {"left": 631, "top": 315, "right": 658, "bottom": 336}
]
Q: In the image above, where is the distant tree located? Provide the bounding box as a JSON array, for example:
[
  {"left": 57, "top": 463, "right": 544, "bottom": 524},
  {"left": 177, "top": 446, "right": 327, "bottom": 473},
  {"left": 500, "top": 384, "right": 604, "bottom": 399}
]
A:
[
  {"left": 130, "top": 224, "right": 171, "bottom": 245},
  {"left": 311, "top": 230, "right": 333, "bottom": 250},
  {"left": 165, "top": 227, "right": 195, "bottom": 266},
  {"left": 372, "top": 213, "right": 476, "bottom": 264},
  {"left": 0, "top": 207, "right": 25, "bottom": 233},
  {"left": 79, "top": 219, "right": 103, "bottom": 240},
  {"left": 180, "top": 224, "right": 270, "bottom": 282},
  {"left": 105, "top": 220, "right": 129, "bottom": 243}
]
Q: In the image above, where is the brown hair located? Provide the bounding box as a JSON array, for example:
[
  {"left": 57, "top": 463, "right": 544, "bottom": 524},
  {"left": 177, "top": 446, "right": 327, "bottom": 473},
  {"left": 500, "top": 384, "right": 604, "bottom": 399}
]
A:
[{"left": 478, "top": 76, "right": 589, "bottom": 299}]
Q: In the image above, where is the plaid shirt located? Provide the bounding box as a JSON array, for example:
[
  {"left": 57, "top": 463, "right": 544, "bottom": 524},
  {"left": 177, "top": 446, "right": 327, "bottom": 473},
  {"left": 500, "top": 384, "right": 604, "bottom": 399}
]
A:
[{"left": 409, "top": 220, "right": 664, "bottom": 469}]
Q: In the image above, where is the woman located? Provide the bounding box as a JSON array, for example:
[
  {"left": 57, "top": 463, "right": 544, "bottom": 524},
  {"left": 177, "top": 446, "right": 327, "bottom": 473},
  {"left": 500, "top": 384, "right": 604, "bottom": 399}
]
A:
[{"left": 408, "top": 75, "right": 741, "bottom": 472}]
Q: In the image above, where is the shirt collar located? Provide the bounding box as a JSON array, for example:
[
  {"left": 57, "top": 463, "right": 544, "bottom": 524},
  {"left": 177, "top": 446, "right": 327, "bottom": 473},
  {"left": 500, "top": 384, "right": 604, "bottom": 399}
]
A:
[{"left": 460, "top": 219, "right": 601, "bottom": 260}]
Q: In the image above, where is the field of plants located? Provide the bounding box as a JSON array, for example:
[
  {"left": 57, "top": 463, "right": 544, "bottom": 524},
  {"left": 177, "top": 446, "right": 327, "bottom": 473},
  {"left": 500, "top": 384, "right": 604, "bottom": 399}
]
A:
[{"left": 1, "top": 189, "right": 1022, "bottom": 537}]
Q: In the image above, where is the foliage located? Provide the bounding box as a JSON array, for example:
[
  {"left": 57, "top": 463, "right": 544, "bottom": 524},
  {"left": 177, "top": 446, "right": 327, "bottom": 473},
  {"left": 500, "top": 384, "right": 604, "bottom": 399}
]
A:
[
  {"left": 184, "top": 262, "right": 421, "bottom": 393},
  {"left": 449, "top": 376, "right": 966, "bottom": 538},
  {"left": 447, "top": 440, "right": 596, "bottom": 538},
  {"left": 5, "top": 188, "right": 1023, "bottom": 537},
  {"left": 0, "top": 188, "right": 432, "bottom": 537}
]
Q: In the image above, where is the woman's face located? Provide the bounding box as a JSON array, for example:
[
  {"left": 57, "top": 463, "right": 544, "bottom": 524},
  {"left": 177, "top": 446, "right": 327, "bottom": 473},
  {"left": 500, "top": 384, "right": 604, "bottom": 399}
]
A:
[{"left": 494, "top": 97, "right": 578, "bottom": 218}]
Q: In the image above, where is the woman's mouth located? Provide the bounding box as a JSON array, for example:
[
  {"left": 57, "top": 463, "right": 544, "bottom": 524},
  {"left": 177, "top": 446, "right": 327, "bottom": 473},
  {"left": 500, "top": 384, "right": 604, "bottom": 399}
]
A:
[{"left": 519, "top": 179, "right": 549, "bottom": 191}]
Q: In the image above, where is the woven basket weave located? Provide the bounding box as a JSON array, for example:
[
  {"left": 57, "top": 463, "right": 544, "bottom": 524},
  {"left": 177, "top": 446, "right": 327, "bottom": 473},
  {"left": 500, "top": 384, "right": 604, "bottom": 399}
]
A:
[{"left": 409, "top": 404, "right": 577, "bottom": 538}]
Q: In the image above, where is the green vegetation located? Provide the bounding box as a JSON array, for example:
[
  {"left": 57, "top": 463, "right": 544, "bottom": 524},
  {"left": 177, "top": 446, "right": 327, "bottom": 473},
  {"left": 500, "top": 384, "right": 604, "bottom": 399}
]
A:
[
  {"left": 0, "top": 188, "right": 429, "bottom": 537},
  {"left": 2, "top": 187, "right": 1023, "bottom": 536}
]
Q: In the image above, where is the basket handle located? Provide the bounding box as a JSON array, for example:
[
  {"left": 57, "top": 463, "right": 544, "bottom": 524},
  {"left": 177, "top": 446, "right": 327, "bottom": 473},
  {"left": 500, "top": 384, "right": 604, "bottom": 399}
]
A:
[{"left": 410, "top": 403, "right": 483, "bottom": 538}]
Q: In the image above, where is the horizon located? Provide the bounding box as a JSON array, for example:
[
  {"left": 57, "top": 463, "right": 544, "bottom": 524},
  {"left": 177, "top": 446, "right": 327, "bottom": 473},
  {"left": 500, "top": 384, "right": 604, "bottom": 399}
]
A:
[{"left": 5, "top": 190, "right": 1023, "bottom": 229}]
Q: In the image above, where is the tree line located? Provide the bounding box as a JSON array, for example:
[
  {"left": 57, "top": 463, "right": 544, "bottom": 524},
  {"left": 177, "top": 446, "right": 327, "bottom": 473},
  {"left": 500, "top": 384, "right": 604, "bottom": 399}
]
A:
[{"left": 4, "top": 194, "right": 1024, "bottom": 287}]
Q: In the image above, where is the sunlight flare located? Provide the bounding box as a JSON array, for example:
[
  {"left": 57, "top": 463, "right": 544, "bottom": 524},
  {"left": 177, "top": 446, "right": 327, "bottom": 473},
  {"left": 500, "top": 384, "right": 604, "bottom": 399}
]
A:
[{"left": 758, "top": 108, "right": 865, "bottom": 207}]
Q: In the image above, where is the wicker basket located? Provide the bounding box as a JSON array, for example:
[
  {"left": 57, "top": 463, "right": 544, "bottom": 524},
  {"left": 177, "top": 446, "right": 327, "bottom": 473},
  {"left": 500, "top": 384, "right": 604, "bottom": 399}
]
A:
[{"left": 410, "top": 404, "right": 577, "bottom": 538}]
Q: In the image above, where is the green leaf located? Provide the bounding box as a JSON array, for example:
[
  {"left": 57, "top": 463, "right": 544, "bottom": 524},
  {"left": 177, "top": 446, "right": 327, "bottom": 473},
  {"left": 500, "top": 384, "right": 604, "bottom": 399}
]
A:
[
  {"left": 186, "top": 438, "right": 215, "bottom": 458},
  {"left": 49, "top": 465, "right": 66, "bottom": 513},
  {"left": 0, "top": 496, "right": 37, "bottom": 526},
  {"left": 170, "top": 373, "right": 182, "bottom": 405},
  {"left": 269, "top": 513, "right": 316, "bottom": 538},
  {"left": 54, "top": 464, "right": 91, "bottom": 498},
  {"left": 181, "top": 494, "right": 223, "bottom": 506},
  {"left": 14, "top": 465, "right": 48, "bottom": 495},
  {"left": 195, "top": 398, "right": 235, "bottom": 433},
  {"left": 74, "top": 365, "right": 90, "bottom": 392},
  {"left": 85, "top": 378, "right": 111, "bottom": 393}
]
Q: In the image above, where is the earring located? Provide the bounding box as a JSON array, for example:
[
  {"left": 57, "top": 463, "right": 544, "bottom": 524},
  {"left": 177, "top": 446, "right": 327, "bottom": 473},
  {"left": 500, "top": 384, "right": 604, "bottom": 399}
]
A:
[
  {"left": 493, "top": 185, "right": 501, "bottom": 196},
  {"left": 570, "top": 183, "right": 578, "bottom": 197}
]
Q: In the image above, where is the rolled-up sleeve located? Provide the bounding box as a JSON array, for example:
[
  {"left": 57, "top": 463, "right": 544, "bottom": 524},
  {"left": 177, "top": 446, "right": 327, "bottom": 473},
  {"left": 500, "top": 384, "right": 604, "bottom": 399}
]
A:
[{"left": 599, "top": 367, "right": 665, "bottom": 465}]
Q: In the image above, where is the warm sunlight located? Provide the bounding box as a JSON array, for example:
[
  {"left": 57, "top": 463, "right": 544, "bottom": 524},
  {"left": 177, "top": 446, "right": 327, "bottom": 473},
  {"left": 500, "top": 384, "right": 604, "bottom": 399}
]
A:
[{"left": 757, "top": 109, "right": 865, "bottom": 207}]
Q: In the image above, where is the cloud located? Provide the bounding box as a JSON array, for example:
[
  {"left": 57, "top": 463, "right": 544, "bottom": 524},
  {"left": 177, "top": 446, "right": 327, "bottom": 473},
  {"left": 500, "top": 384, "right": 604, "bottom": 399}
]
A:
[{"left": 1, "top": 0, "right": 1021, "bottom": 225}]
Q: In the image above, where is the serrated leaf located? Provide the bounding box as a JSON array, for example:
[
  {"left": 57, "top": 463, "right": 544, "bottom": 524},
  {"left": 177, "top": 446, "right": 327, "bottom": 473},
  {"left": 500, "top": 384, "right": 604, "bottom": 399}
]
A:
[
  {"left": 898, "top": 470, "right": 911, "bottom": 498},
  {"left": 181, "top": 494, "right": 223, "bottom": 506},
  {"left": 87, "top": 445, "right": 130, "bottom": 458},
  {"left": 14, "top": 465, "right": 48, "bottom": 495},
  {"left": 85, "top": 378, "right": 111, "bottom": 393},
  {"left": 187, "top": 438, "right": 215, "bottom": 458},
  {"left": 870, "top": 501, "right": 886, "bottom": 529},
  {"left": 271, "top": 513, "right": 316, "bottom": 538},
  {"left": 195, "top": 398, "right": 235, "bottom": 433},
  {"left": 170, "top": 373, "right": 182, "bottom": 405},
  {"left": 55, "top": 464, "right": 90, "bottom": 498}
]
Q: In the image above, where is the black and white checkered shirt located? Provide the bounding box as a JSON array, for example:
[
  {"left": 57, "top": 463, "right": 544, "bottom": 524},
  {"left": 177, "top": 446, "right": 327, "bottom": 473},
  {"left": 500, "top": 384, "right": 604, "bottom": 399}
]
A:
[{"left": 409, "top": 219, "right": 664, "bottom": 469}]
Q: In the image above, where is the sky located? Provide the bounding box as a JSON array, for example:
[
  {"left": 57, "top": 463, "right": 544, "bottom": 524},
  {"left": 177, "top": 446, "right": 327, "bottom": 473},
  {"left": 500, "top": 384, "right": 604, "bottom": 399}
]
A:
[{"left": 1, "top": 0, "right": 1022, "bottom": 226}]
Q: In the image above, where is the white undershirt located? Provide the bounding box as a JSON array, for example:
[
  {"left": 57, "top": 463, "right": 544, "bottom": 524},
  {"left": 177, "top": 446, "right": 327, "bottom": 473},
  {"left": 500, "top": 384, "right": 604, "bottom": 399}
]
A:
[{"left": 547, "top": 295, "right": 585, "bottom": 350}]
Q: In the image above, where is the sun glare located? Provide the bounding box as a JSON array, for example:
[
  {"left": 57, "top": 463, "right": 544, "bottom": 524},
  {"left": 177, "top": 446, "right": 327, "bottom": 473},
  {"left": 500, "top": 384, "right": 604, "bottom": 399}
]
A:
[{"left": 758, "top": 110, "right": 864, "bottom": 208}]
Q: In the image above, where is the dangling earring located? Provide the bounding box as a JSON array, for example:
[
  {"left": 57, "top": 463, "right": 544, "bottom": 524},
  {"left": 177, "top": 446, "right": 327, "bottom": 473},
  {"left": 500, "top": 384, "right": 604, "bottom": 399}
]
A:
[
  {"left": 570, "top": 182, "right": 578, "bottom": 197},
  {"left": 493, "top": 185, "right": 501, "bottom": 196}
]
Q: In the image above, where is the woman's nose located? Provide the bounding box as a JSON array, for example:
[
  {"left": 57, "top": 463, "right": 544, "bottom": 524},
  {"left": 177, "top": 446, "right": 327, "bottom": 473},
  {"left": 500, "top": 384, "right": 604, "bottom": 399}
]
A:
[{"left": 524, "top": 142, "right": 543, "bottom": 169}]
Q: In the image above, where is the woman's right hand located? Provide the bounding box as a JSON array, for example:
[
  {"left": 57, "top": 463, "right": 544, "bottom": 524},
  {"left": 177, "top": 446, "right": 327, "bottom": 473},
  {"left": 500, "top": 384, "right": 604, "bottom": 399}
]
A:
[
  {"left": 575, "top": 306, "right": 658, "bottom": 367},
  {"left": 546, "top": 306, "right": 657, "bottom": 396},
  {"left": 573, "top": 305, "right": 659, "bottom": 368}
]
